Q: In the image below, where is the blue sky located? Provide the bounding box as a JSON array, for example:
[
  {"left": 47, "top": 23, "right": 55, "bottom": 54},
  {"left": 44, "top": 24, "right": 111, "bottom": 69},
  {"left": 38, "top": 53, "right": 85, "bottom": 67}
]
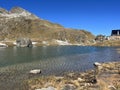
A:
[{"left": 0, "top": 0, "right": 120, "bottom": 35}]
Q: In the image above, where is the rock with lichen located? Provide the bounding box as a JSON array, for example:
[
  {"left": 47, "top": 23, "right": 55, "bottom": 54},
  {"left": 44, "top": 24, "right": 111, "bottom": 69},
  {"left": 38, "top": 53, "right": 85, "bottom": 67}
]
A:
[{"left": 16, "top": 37, "right": 32, "bottom": 47}]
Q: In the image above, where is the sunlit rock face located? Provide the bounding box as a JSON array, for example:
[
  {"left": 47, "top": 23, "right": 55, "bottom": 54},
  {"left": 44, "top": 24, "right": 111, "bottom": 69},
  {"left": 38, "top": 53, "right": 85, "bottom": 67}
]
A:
[
  {"left": 0, "top": 8, "right": 8, "bottom": 14},
  {"left": 0, "top": 7, "right": 38, "bottom": 19}
]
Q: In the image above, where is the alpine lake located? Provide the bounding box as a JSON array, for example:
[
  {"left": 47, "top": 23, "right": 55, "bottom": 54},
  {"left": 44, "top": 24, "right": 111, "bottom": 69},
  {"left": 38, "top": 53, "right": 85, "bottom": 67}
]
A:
[{"left": 0, "top": 46, "right": 120, "bottom": 89}]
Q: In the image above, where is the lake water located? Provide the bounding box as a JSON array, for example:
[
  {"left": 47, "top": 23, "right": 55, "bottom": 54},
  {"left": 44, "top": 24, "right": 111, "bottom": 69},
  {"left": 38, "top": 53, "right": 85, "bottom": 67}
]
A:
[{"left": 0, "top": 46, "right": 120, "bottom": 89}]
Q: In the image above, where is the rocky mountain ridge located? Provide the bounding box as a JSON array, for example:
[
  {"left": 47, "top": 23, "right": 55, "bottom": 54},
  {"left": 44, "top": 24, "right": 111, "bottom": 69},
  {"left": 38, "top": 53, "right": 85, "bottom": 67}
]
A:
[
  {"left": 0, "top": 7, "right": 95, "bottom": 46},
  {"left": 0, "top": 7, "right": 38, "bottom": 19}
]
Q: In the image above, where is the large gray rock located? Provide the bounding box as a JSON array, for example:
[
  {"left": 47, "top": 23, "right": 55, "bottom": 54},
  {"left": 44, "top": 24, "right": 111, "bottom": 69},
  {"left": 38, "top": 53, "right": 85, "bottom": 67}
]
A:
[{"left": 16, "top": 38, "right": 32, "bottom": 47}]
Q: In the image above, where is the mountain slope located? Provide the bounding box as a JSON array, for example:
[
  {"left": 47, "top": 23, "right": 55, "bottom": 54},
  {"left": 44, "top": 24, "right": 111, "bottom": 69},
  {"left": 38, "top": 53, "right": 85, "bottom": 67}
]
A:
[{"left": 0, "top": 7, "right": 95, "bottom": 45}]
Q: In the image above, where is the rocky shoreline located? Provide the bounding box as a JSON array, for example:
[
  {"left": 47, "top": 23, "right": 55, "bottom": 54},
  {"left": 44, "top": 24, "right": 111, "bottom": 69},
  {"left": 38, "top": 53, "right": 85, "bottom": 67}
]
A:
[
  {"left": 1, "top": 39, "right": 120, "bottom": 47},
  {"left": 26, "top": 62, "right": 120, "bottom": 90}
]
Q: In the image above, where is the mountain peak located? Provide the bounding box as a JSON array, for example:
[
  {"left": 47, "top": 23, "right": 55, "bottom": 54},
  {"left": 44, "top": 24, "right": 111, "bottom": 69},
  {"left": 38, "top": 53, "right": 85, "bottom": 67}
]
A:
[
  {"left": 0, "top": 7, "right": 8, "bottom": 14},
  {"left": 10, "top": 7, "right": 27, "bottom": 14},
  {"left": 0, "top": 7, "right": 38, "bottom": 19}
]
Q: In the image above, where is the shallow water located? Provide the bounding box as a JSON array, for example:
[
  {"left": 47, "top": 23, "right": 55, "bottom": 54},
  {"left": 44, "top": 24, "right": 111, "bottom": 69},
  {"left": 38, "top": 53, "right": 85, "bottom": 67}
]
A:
[{"left": 0, "top": 46, "right": 120, "bottom": 89}]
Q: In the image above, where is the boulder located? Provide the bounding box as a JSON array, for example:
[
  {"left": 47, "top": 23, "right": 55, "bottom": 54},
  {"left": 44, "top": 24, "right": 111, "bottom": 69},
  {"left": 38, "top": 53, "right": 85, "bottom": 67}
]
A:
[
  {"left": 29, "top": 69, "right": 41, "bottom": 74},
  {"left": 78, "top": 78, "right": 84, "bottom": 82},
  {"left": 93, "top": 62, "right": 101, "bottom": 67},
  {"left": 0, "top": 43, "right": 8, "bottom": 47},
  {"left": 16, "top": 38, "right": 32, "bottom": 47}
]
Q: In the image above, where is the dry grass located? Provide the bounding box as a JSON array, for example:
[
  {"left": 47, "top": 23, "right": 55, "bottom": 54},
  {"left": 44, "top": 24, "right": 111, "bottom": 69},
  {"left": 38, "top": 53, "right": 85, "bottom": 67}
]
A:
[
  {"left": 94, "top": 40, "right": 120, "bottom": 46},
  {"left": 26, "top": 62, "right": 120, "bottom": 90},
  {"left": 97, "top": 74, "right": 120, "bottom": 90}
]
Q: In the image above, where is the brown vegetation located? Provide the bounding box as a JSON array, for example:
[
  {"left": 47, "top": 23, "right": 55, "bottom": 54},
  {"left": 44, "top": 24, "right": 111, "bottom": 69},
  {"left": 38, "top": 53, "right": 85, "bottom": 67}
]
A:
[
  {"left": 26, "top": 62, "right": 120, "bottom": 90},
  {"left": 93, "top": 40, "right": 120, "bottom": 46}
]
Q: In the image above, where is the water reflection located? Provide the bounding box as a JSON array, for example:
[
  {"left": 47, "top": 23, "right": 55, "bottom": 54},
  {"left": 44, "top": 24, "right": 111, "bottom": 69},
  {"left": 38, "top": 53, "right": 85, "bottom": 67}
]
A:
[{"left": 0, "top": 46, "right": 120, "bottom": 68}]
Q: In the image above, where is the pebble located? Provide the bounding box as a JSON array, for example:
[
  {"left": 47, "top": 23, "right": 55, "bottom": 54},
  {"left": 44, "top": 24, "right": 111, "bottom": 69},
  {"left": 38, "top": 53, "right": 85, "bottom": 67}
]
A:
[
  {"left": 29, "top": 69, "right": 41, "bottom": 74},
  {"left": 35, "top": 86, "right": 56, "bottom": 90}
]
